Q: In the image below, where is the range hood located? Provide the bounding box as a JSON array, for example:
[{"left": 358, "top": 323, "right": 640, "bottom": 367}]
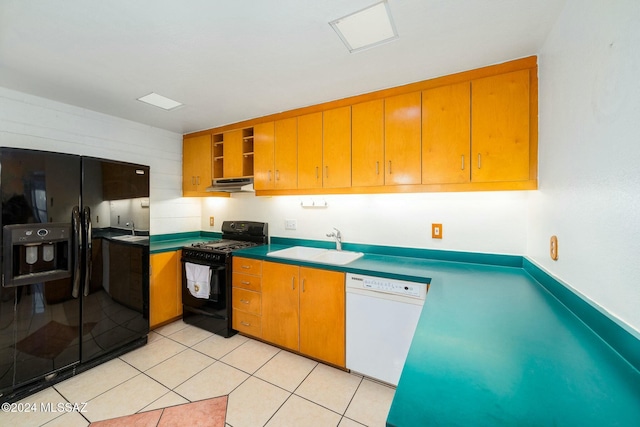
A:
[{"left": 206, "top": 177, "right": 254, "bottom": 193}]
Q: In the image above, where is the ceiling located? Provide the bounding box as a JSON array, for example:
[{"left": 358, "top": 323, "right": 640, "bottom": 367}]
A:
[{"left": 0, "top": 0, "right": 566, "bottom": 135}]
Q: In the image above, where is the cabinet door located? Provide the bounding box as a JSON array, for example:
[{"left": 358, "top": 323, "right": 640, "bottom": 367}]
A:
[
  {"left": 182, "top": 134, "right": 212, "bottom": 195},
  {"left": 352, "top": 99, "right": 384, "bottom": 187},
  {"left": 262, "top": 262, "right": 299, "bottom": 351},
  {"left": 297, "top": 112, "right": 323, "bottom": 190},
  {"left": 254, "top": 122, "right": 275, "bottom": 190},
  {"left": 422, "top": 82, "right": 471, "bottom": 184},
  {"left": 223, "top": 129, "right": 243, "bottom": 178},
  {"left": 299, "top": 268, "right": 345, "bottom": 367},
  {"left": 471, "top": 69, "right": 530, "bottom": 182},
  {"left": 102, "top": 162, "right": 150, "bottom": 200},
  {"left": 150, "top": 251, "right": 181, "bottom": 328},
  {"left": 274, "top": 117, "right": 298, "bottom": 189},
  {"left": 323, "top": 106, "right": 352, "bottom": 188},
  {"left": 384, "top": 92, "right": 422, "bottom": 185}
]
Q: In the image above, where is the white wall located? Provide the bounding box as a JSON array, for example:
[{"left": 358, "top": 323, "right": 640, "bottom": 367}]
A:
[
  {"left": 530, "top": 0, "right": 640, "bottom": 333},
  {"left": 0, "top": 87, "right": 200, "bottom": 234},
  {"left": 202, "top": 191, "right": 529, "bottom": 255}
]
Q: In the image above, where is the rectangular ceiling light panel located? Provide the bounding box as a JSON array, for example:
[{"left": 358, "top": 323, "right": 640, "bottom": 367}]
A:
[
  {"left": 330, "top": 0, "right": 398, "bottom": 53},
  {"left": 137, "top": 92, "right": 183, "bottom": 111}
]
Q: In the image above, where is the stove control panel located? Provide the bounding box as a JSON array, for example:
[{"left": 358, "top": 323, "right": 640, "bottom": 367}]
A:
[{"left": 182, "top": 249, "right": 226, "bottom": 264}]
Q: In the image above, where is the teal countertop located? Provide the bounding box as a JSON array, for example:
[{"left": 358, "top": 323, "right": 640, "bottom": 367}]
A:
[
  {"left": 233, "top": 241, "right": 640, "bottom": 426},
  {"left": 149, "top": 232, "right": 221, "bottom": 254},
  {"left": 386, "top": 263, "right": 640, "bottom": 426}
]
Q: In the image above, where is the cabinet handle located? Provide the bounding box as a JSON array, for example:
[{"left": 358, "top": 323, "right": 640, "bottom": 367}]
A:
[
  {"left": 478, "top": 154, "right": 482, "bottom": 169},
  {"left": 461, "top": 155, "right": 465, "bottom": 170},
  {"left": 388, "top": 160, "right": 393, "bottom": 174},
  {"left": 241, "top": 265, "right": 251, "bottom": 269},
  {"left": 241, "top": 280, "right": 251, "bottom": 285},
  {"left": 196, "top": 176, "right": 200, "bottom": 185},
  {"left": 240, "top": 299, "right": 249, "bottom": 304},
  {"left": 291, "top": 277, "right": 295, "bottom": 290},
  {"left": 276, "top": 170, "right": 280, "bottom": 181},
  {"left": 241, "top": 321, "right": 251, "bottom": 327},
  {"left": 268, "top": 170, "right": 272, "bottom": 182},
  {"left": 301, "top": 278, "right": 305, "bottom": 293},
  {"left": 316, "top": 166, "right": 319, "bottom": 179},
  {"left": 191, "top": 176, "right": 195, "bottom": 185},
  {"left": 376, "top": 161, "right": 379, "bottom": 175},
  {"left": 325, "top": 166, "right": 329, "bottom": 179}
]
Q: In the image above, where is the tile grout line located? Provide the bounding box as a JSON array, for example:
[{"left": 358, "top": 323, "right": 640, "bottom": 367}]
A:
[{"left": 42, "top": 320, "right": 386, "bottom": 427}]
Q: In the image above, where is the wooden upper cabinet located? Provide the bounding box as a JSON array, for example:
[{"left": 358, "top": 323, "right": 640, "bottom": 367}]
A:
[
  {"left": 254, "top": 122, "right": 275, "bottom": 190},
  {"left": 297, "top": 112, "right": 323, "bottom": 190},
  {"left": 252, "top": 117, "right": 298, "bottom": 190},
  {"left": 274, "top": 117, "right": 298, "bottom": 190},
  {"left": 422, "top": 82, "right": 471, "bottom": 184},
  {"left": 182, "top": 134, "right": 212, "bottom": 195},
  {"left": 323, "top": 106, "right": 352, "bottom": 188},
  {"left": 471, "top": 69, "right": 530, "bottom": 182},
  {"left": 352, "top": 99, "right": 384, "bottom": 187},
  {"left": 299, "top": 267, "right": 345, "bottom": 367},
  {"left": 384, "top": 92, "right": 422, "bottom": 185},
  {"left": 189, "top": 57, "right": 537, "bottom": 195},
  {"left": 223, "top": 129, "right": 243, "bottom": 178}
]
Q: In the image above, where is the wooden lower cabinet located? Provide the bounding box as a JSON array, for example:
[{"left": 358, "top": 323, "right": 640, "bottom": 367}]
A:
[
  {"left": 261, "top": 261, "right": 345, "bottom": 367},
  {"left": 150, "top": 250, "right": 182, "bottom": 328},
  {"left": 261, "top": 262, "right": 299, "bottom": 350},
  {"left": 232, "top": 257, "right": 263, "bottom": 337},
  {"left": 299, "top": 266, "right": 345, "bottom": 367}
]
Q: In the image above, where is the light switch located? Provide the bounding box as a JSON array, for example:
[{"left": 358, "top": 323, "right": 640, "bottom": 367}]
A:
[{"left": 285, "top": 219, "right": 297, "bottom": 230}]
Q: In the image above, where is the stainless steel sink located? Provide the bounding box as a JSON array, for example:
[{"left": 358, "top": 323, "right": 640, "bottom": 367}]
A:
[
  {"left": 266, "top": 246, "right": 363, "bottom": 266},
  {"left": 112, "top": 235, "right": 149, "bottom": 243}
]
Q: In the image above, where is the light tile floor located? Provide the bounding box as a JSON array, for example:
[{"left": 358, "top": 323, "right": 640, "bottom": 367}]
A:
[{"left": 2, "top": 320, "right": 396, "bottom": 427}]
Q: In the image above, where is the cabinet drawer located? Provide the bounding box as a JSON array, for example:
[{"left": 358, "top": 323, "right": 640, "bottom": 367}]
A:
[
  {"left": 232, "top": 288, "right": 261, "bottom": 315},
  {"left": 233, "top": 310, "right": 261, "bottom": 337},
  {"left": 233, "top": 257, "right": 262, "bottom": 275},
  {"left": 232, "top": 272, "right": 262, "bottom": 292}
]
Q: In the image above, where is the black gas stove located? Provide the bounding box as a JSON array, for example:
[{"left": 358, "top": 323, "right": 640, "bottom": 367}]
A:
[
  {"left": 181, "top": 221, "right": 268, "bottom": 337},
  {"left": 183, "top": 240, "right": 261, "bottom": 264}
]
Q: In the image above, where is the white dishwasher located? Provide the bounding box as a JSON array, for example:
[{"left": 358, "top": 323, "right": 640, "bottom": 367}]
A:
[{"left": 346, "top": 272, "right": 427, "bottom": 386}]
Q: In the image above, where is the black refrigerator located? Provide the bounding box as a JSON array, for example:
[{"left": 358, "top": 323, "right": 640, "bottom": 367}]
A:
[{"left": 0, "top": 148, "right": 150, "bottom": 402}]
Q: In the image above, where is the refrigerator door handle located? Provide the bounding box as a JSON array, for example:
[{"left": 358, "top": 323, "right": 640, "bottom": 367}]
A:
[
  {"left": 83, "top": 207, "right": 92, "bottom": 297},
  {"left": 72, "top": 206, "right": 82, "bottom": 298}
]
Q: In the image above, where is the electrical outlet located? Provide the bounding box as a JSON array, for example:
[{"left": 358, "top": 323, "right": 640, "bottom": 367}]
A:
[
  {"left": 432, "top": 223, "right": 442, "bottom": 239},
  {"left": 284, "top": 219, "right": 297, "bottom": 230},
  {"left": 209, "top": 216, "right": 214, "bottom": 227}
]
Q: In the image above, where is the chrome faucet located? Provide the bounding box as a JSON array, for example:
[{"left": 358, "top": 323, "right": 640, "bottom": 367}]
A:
[
  {"left": 126, "top": 221, "right": 136, "bottom": 236},
  {"left": 326, "top": 227, "right": 342, "bottom": 251}
]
